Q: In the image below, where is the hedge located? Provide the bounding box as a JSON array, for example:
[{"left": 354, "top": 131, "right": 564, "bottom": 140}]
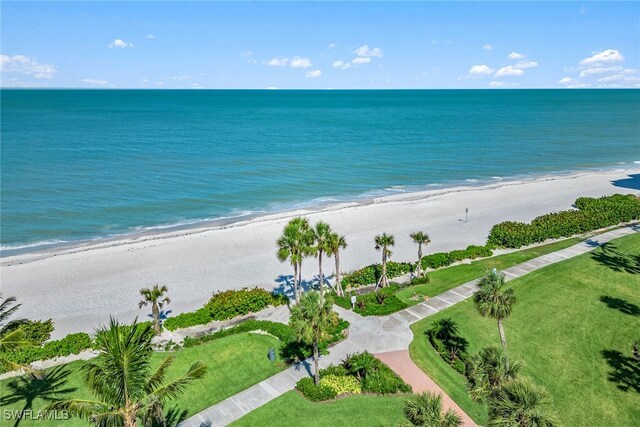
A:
[
  {"left": 182, "top": 319, "right": 295, "bottom": 348},
  {"left": 296, "top": 377, "right": 337, "bottom": 401},
  {"left": 421, "top": 245, "right": 493, "bottom": 270},
  {"left": 488, "top": 194, "right": 640, "bottom": 248},
  {"left": 334, "top": 284, "right": 407, "bottom": 316},
  {"left": 164, "top": 308, "right": 212, "bottom": 331},
  {"left": 341, "top": 261, "right": 413, "bottom": 288}
]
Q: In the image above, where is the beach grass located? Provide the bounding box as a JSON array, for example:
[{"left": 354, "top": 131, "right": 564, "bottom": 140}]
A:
[
  {"left": 230, "top": 390, "right": 408, "bottom": 427},
  {"left": 409, "top": 232, "right": 640, "bottom": 426},
  {"left": 0, "top": 332, "right": 286, "bottom": 426}
]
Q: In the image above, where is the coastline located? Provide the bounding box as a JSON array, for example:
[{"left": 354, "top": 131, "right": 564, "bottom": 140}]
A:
[{"left": 1, "top": 167, "right": 638, "bottom": 338}]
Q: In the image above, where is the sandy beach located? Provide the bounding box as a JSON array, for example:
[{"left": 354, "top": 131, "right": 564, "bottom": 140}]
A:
[{"left": 2, "top": 168, "right": 638, "bottom": 338}]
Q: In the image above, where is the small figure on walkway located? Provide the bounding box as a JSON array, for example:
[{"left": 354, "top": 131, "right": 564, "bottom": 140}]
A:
[{"left": 351, "top": 294, "right": 357, "bottom": 310}]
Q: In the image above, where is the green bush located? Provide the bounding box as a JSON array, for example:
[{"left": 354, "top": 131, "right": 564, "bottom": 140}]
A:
[
  {"left": 182, "top": 319, "right": 295, "bottom": 348},
  {"left": 320, "top": 374, "right": 362, "bottom": 395},
  {"left": 342, "top": 262, "right": 413, "bottom": 288},
  {"left": 427, "top": 318, "right": 470, "bottom": 375},
  {"left": 410, "top": 275, "right": 431, "bottom": 286},
  {"left": 339, "top": 285, "right": 408, "bottom": 316},
  {"left": 1, "top": 332, "right": 93, "bottom": 373},
  {"left": 4, "top": 319, "right": 55, "bottom": 346},
  {"left": 164, "top": 308, "right": 211, "bottom": 331},
  {"left": 319, "top": 364, "right": 349, "bottom": 378},
  {"left": 342, "top": 352, "right": 412, "bottom": 394},
  {"left": 488, "top": 194, "right": 640, "bottom": 248},
  {"left": 296, "top": 377, "right": 337, "bottom": 401},
  {"left": 421, "top": 252, "right": 453, "bottom": 269},
  {"left": 206, "top": 287, "right": 288, "bottom": 321}
]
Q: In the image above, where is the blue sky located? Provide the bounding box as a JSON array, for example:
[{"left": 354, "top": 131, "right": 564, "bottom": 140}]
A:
[{"left": 1, "top": 1, "right": 639, "bottom": 89}]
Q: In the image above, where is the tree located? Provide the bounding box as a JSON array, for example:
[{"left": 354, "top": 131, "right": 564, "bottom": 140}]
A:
[
  {"left": 277, "top": 217, "right": 314, "bottom": 304},
  {"left": 467, "top": 346, "right": 520, "bottom": 402},
  {"left": 48, "top": 318, "right": 206, "bottom": 427},
  {"left": 404, "top": 392, "right": 462, "bottom": 427},
  {"left": 139, "top": 285, "right": 171, "bottom": 336},
  {"left": 374, "top": 233, "right": 395, "bottom": 288},
  {"left": 289, "top": 291, "right": 338, "bottom": 384},
  {"left": 488, "top": 377, "right": 558, "bottom": 427},
  {"left": 0, "top": 295, "right": 33, "bottom": 374},
  {"left": 410, "top": 231, "right": 431, "bottom": 278},
  {"left": 474, "top": 271, "right": 516, "bottom": 369},
  {"left": 311, "top": 221, "right": 333, "bottom": 300},
  {"left": 328, "top": 232, "right": 347, "bottom": 296}
]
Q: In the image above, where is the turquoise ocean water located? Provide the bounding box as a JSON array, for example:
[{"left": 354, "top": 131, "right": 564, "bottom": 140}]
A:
[{"left": 1, "top": 89, "right": 639, "bottom": 251}]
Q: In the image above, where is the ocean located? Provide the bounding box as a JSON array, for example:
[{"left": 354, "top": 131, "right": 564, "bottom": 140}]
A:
[{"left": 1, "top": 89, "right": 639, "bottom": 251}]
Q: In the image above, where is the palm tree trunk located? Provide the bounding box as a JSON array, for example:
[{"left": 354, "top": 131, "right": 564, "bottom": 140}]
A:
[
  {"left": 335, "top": 250, "right": 343, "bottom": 296},
  {"left": 318, "top": 251, "right": 324, "bottom": 300},
  {"left": 298, "top": 261, "right": 303, "bottom": 301},
  {"left": 498, "top": 318, "right": 509, "bottom": 370},
  {"left": 293, "top": 262, "right": 299, "bottom": 304},
  {"left": 417, "top": 243, "right": 423, "bottom": 277},
  {"left": 152, "top": 302, "right": 161, "bottom": 335},
  {"left": 382, "top": 249, "right": 388, "bottom": 287},
  {"left": 313, "top": 340, "right": 320, "bottom": 384}
]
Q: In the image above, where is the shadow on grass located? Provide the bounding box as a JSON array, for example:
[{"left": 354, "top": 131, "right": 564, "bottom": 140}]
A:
[
  {"left": 601, "top": 349, "right": 640, "bottom": 393},
  {"left": 591, "top": 242, "right": 640, "bottom": 274},
  {"left": 600, "top": 296, "right": 640, "bottom": 316},
  {"left": 0, "top": 366, "right": 76, "bottom": 427}
]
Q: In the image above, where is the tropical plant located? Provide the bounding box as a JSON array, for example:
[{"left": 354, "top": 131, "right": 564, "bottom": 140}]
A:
[
  {"left": 312, "top": 221, "right": 333, "bottom": 300},
  {"left": 487, "top": 377, "right": 558, "bottom": 427},
  {"left": 289, "top": 291, "right": 338, "bottom": 384},
  {"left": 374, "top": 233, "right": 395, "bottom": 288},
  {"left": 410, "top": 231, "right": 431, "bottom": 278},
  {"left": 467, "top": 346, "right": 521, "bottom": 402},
  {"left": 139, "top": 285, "right": 171, "bottom": 335},
  {"left": 404, "top": 392, "right": 462, "bottom": 427},
  {"left": 0, "top": 295, "right": 34, "bottom": 374},
  {"left": 474, "top": 271, "right": 517, "bottom": 369},
  {"left": 427, "top": 318, "right": 469, "bottom": 366},
  {"left": 48, "top": 318, "right": 206, "bottom": 427},
  {"left": 277, "top": 217, "right": 314, "bottom": 304},
  {"left": 328, "top": 232, "right": 348, "bottom": 296}
]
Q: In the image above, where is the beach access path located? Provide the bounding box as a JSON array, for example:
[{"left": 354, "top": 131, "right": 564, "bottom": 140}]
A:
[{"left": 178, "top": 224, "right": 637, "bottom": 427}]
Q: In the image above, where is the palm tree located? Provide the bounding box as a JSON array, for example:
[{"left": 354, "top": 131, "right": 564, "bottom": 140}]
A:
[
  {"left": 374, "top": 233, "right": 395, "bottom": 288},
  {"left": 312, "top": 221, "right": 333, "bottom": 300},
  {"left": 48, "top": 318, "right": 206, "bottom": 427},
  {"left": 277, "top": 217, "right": 314, "bottom": 304},
  {"left": 139, "top": 285, "right": 171, "bottom": 336},
  {"left": 0, "top": 295, "right": 32, "bottom": 374},
  {"left": 467, "top": 346, "right": 520, "bottom": 402},
  {"left": 488, "top": 377, "right": 558, "bottom": 427},
  {"left": 328, "top": 232, "right": 347, "bottom": 296},
  {"left": 404, "top": 392, "right": 462, "bottom": 427},
  {"left": 289, "top": 291, "right": 338, "bottom": 384},
  {"left": 410, "top": 231, "right": 431, "bottom": 278},
  {"left": 474, "top": 271, "right": 516, "bottom": 369}
]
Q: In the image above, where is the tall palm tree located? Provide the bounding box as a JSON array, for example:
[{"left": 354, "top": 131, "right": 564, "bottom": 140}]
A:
[
  {"left": 328, "top": 232, "right": 347, "bottom": 296},
  {"left": 488, "top": 377, "right": 558, "bottom": 427},
  {"left": 277, "top": 217, "right": 314, "bottom": 304},
  {"left": 374, "top": 233, "right": 395, "bottom": 288},
  {"left": 410, "top": 231, "right": 431, "bottom": 278},
  {"left": 404, "top": 391, "right": 462, "bottom": 427},
  {"left": 139, "top": 285, "right": 171, "bottom": 336},
  {"left": 467, "top": 346, "right": 520, "bottom": 402},
  {"left": 289, "top": 291, "right": 338, "bottom": 384},
  {"left": 474, "top": 271, "right": 516, "bottom": 369},
  {"left": 48, "top": 318, "right": 206, "bottom": 427},
  {"left": 0, "top": 295, "right": 32, "bottom": 374},
  {"left": 312, "top": 221, "right": 333, "bottom": 299}
]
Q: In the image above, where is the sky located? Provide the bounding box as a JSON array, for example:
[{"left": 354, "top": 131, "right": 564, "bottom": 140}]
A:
[{"left": 1, "top": 1, "right": 639, "bottom": 89}]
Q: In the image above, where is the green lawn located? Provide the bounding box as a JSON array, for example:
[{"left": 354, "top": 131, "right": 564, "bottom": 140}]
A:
[
  {"left": 396, "top": 237, "right": 582, "bottom": 305},
  {"left": 0, "top": 332, "right": 286, "bottom": 427},
  {"left": 231, "top": 390, "right": 408, "bottom": 427},
  {"left": 410, "top": 233, "right": 640, "bottom": 426}
]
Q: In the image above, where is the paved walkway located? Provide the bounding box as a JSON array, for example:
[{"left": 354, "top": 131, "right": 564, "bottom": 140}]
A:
[{"left": 178, "top": 224, "right": 637, "bottom": 427}]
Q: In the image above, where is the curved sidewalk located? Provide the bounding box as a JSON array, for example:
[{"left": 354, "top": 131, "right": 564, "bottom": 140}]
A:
[{"left": 179, "top": 224, "right": 638, "bottom": 427}]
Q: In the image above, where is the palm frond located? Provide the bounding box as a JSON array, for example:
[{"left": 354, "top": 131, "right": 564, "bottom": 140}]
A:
[
  {"left": 145, "top": 355, "right": 175, "bottom": 394},
  {"left": 148, "top": 362, "right": 207, "bottom": 404}
]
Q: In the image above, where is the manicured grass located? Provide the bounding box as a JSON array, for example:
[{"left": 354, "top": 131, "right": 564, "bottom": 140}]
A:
[
  {"left": 396, "top": 237, "right": 582, "bottom": 305},
  {"left": 0, "top": 332, "right": 285, "bottom": 426},
  {"left": 231, "top": 390, "right": 408, "bottom": 427},
  {"left": 410, "top": 233, "right": 640, "bottom": 426}
]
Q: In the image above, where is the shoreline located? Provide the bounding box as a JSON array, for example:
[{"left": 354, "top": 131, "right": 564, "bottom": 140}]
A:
[{"left": 2, "top": 165, "right": 637, "bottom": 266}]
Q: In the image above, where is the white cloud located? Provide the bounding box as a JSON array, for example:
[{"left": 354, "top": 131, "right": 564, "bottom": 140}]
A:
[
  {"left": 82, "top": 78, "right": 108, "bottom": 86},
  {"left": 109, "top": 38, "right": 134, "bottom": 48},
  {"left": 352, "top": 57, "right": 372, "bottom": 64},
  {"left": 579, "top": 6, "right": 587, "bottom": 14},
  {"left": 514, "top": 60, "right": 538, "bottom": 69},
  {"left": 332, "top": 60, "right": 351, "bottom": 70},
  {"left": 305, "top": 69, "right": 322, "bottom": 78},
  {"left": 430, "top": 40, "right": 437, "bottom": 46},
  {"left": 495, "top": 66, "right": 524, "bottom": 77},
  {"left": 598, "top": 74, "right": 640, "bottom": 84},
  {"left": 489, "top": 81, "right": 519, "bottom": 88},
  {"left": 566, "top": 83, "right": 591, "bottom": 88},
  {"left": 0, "top": 55, "right": 56, "bottom": 78},
  {"left": 192, "top": 83, "right": 203, "bottom": 89},
  {"left": 507, "top": 52, "right": 525, "bottom": 60},
  {"left": 241, "top": 50, "right": 253, "bottom": 57},
  {"left": 469, "top": 64, "right": 494, "bottom": 75},
  {"left": 558, "top": 77, "right": 578, "bottom": 85},
  {"left": 328, "top": 43, "right": 336, "bottom": 49},
  {"left": 579, "top": 49, "right": 624, "bottom": 65},
  {"left": 579, "top": 65, "right": 622, "bottom": 77},
  {"left": 172, "top": 75, "right": 191, "bottom": 81},
  {"left": 145, "top": 34, "right": 155, "bottom": 39},
  {"left": 483, "top": 44, "right": 493, "bottom": 51},
  {"left": 264, "top": 57, "right": 288, "bottom": 67},
  {"left": 354, "top": 45, "right": 383, "bottom": 58},
  {"left": 289, "top": 56, "right": 312, "bottom": 68}
]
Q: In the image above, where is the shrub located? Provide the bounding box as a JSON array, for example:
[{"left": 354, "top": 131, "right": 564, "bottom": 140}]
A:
[
  {"left": 206, "top": 287, "right": 288, "bottom": 321},
  {"left": 296, "top": 377, "right": 337, "bottom": 401},
  {"left": 319, "top": 364, "right": 349, "bottom": 378},
  {"left": 421, "top": 252, "right": 453, "bottom": 269},
  {"left": 342, "top": 351, "right": 412, "bottom": 394},
  {"left": 1, "top": 332, "right": 93, "bottom": 372},
  {"left": 342, "top": 262, "right": 413, "bottom": 288},
  {"left": 4, "top": 319, "right": 55, "bottom": 346},
  {"left": 320, "top": 374, "right": 362, "bottom": 396},
  {"left": 164, "top": 308, "right": 211, "bottom": 331},
  {"left": 182, "top": 319, "right": 295, "bottom": 348},
  {"left": 341, "top": 285, "right": 408, "bottom": 316},
  {"left": 427, "top": 318, "right": 470, "bottom": 374},
  {"left": 410, "top": 276, "right": 431, "bottom": 286}
]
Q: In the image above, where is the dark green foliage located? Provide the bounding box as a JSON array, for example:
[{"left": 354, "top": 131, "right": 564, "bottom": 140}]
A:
[
  {"left": 488, "top": 194, "right": 640, "bottom": 248},
  {"left": 3, "top": 319, "right": 54, "bottom": 346},
  {"left": 295, "top": 377, "right": 337, "bottom": 401},
  {"left": 410, "top": 275, "right": 431, "bottom": 286},
  {"left": 342, "top": 261, "right": 413, "bottom": 288},
  {"left": 427, "top": 318, "right": 470, "bottom": 375},
  {"left": 343, "top": 352, "right": 412, "bottom": 394},
  {"left": 421, "top": 245, "right": 494, "bottom": 270},
  {"left": 0, "top": 333, "right": 93, "bottom": 373},
  {"left": 163, "top": 308, "right": 212, "bottom": 331},
  {"left": 319, "top": 364, "right": 349, "bottom": 378},
  {"left": 182, "top": 320, "right": 295, "bottom": 348},
  {"left": 335, "top": 285, "right": 408, "bottom": 316}
]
